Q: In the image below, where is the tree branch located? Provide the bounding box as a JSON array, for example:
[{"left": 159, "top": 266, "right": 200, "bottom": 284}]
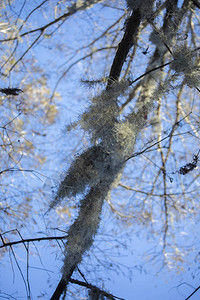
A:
[
  {"left": 191, "top": 0, "right": 200, "bottom": 9},
  {"left": 0, "top": 235, "right": 68, "bottom": 248},
  {"left": 0, "top": 0, "right": 104, "bottom": 42},
  {"left": 185, "top": 285, "right": 200, "bottom": 300},
  {"left": 69, "top": 278, "right": 125, "bottom": 300},
  {"left": 107, "top": 9, "right": 141, "bottom": 87}
]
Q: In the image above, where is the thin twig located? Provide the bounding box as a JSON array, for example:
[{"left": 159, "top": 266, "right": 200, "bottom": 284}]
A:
[
  {"left": 0, "top": 235, "right": 68, "bottom": 248},
  {"left": 185, "top": 285, "right": 200, "bottom": 300}
]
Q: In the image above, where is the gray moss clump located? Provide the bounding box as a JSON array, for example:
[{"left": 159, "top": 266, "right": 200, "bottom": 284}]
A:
[
  {"left": 80, "top": 100, "right": 119, "bottom": 143},
  {"left": 80, "top": 81, "right": 129, "bottom": 143},
  {"left": 61, "top": 174, "right": 118, "bottom": 280},
  {"left": 49, "top": 80, "right": 152, "bottom": 211},
  {"left": 113, "top": 121, "right": 136, "bottom": 157},
  {"left": 126, "top": 0, "right": 155, "bottom": 20},
  {"left": 171, "top": 45, "right": 194, "bottom": 74},
  {"left": 49, "top": 144, "right": 124, "bottom": 210},
  {"left": 171, "top": 45, "right": 200, "bottom": 88}
]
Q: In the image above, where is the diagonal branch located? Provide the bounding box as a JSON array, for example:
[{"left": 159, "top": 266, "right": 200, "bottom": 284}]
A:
[
  {"left": 69, "top": 278, "right": 125, "bottom": 300},
  {"left": 107, "top": 9, "right": 141, "bottom": 87},
  {"left": 192, "top": 0, "right": 200, "bottom": 9},
  {"left": 0, "top": 0, "right": 104, "bottom": 42}
]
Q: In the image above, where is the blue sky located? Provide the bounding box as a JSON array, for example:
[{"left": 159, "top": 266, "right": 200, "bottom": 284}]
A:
[{"left": 0, "top": 1, "right": 200, "bottom": 299}]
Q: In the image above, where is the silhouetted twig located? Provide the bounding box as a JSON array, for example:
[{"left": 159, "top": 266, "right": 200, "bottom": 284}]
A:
[
  {"left": 0, "top": 235, "right": 68, "bottom": 248},
  {"left": 185, "top": 285, "right": 200, "bottom": 300},
  {"left": 0, "top": 88, "right": 23, "bottom": 96}
]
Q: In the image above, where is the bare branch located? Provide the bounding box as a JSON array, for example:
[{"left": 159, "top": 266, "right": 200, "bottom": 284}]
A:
[
  {"left": 0, "top": 235, "right": 68, "bottom": 248},
  {"left": 107, "top": 9, "right": 141, "bottom": 87},
  {"left": 0, "top": 0, "right": 104, "bottom": 42},
  {"left": 69, "top": 278, "right": 125, "bottom": 300},
  {"left": 185, "top": 285, "right": 200, "bottom": 300}
]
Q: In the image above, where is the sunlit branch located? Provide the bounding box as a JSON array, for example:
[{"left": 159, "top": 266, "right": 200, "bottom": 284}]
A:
[
  {"left": 118, "top": 183, "right": 198, "bottom": 197},
  {"left": 120, "top": 82, "right": 141, "bottom": 111},
  {"left": 157, "top": 98, "right": 169, "bottom": 251},
  {"left": 107, "top": 198, "right": 134, "bottom": 219},
  {"left": 0, "top": 40, "right": 19, "bottom": 72},
  {"left": 164, "top": 83, "right": 183, "bottom": 163}
]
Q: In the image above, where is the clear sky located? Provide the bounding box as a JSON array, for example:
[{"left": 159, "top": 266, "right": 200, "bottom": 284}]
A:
[{"left": 0, "top": 1, "right": 200, "bottom": 300}]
